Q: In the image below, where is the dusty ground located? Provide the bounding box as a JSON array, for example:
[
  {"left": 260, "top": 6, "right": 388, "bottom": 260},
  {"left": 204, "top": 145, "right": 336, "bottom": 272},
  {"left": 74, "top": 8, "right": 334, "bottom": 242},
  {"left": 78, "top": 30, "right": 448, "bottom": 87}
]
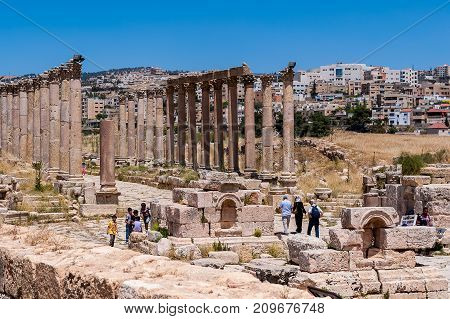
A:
[{"left": 416, "top": 255, "right": 450, "bottom": 292}]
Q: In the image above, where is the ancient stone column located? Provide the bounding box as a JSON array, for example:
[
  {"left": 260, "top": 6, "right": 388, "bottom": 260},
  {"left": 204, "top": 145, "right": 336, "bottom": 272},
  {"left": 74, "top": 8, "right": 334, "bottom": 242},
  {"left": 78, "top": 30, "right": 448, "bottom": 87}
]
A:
[
  {"left": 145, "top": 91, "right": 154, "bottom": 161},
  {"left": 68, "top": 57, "right": 84, "bottom": 179},
  {"left": 118, "top": 94, "right": 127, "bottom": 159},
  {"left": 137, "top": 91, "right": 146, "bottom": 163},
  {"left": 19, "top": 82, "right": 28, "bottom": 160},
  {"left": 40, "top": 73, "right": 50, "bottom": 169},
  {"left": 243, "top": 75, "right": 256, "bottom": 176},
  {"left": 12, "top": 85, "right": 20, "bottom": 157},
  {"left": 59, "top": 67, "right": 70, "bottom": 174},
  {"left": 279, "top": 64, "right": 296, "bottom": 187},
  {"left": 6, "top": 85, "right": 13, "bottom": 154},
  {"left": 187, "top": 82, "right": 197, "bottom": 170},
  {"left": 201, "top": 81, "right": 211, "bottom": 170},
  {"left": 96, "top": 119, "right": 120, "bottom": 205},
  {"left": 212, "top": 79, "right": 224, "bottom": 171},
  {"left": 154, "top": 89, "right": 164, "bottom": 164},
  {"left": 33, "top": 79, "right": 41, "bottom": 162},
  {"left": 166, "top": 85, "right": 175, "bottom": 166},
  {"left": 49, "top": 69, "right": 61, "bottom": 174},
  {"left": 227, "top": 76, "right": 239, "bottom": 173},
  {"left": 0, "top": 86, "right": 7, "bottom": 155},
  {"left": 177, "top": 83, "right": 187, "bottom": 166},
  {"left": 127, "top": 94, "right": 136, "bottom": 160},
  {"left": 25, "top": 80, "right": 34, "bottom": 163},
  {"left": 112, "top": 109, "right": 120, "bottom": 158},
  {"left": 259, "top": 75, "right": 275, "bottom": 181}
]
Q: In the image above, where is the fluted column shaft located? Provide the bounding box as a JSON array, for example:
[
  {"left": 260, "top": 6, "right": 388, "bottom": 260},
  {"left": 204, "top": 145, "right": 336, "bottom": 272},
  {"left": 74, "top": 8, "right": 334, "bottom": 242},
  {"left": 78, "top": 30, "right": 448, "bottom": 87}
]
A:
[
  {"left": 12, "top": 87, "right": 20, "bottom": 157},
  {"left": 154, "top": 90, "right": 164, "bottom": 164},
  {"left": 260, "top": 75, "right": 274, "bottom": 178},
  {"left": 145, "top": 92, "right": 154, "bottom": 161},
  {"left": 6, "top": 87, "right": 13, "bottom": 154},
  {"left": 127, "top": 95, "right": 136, "bottom": 159},
  {"left": 0, "top": 88, "right": 6, "bottom": 154},
  {"left": 19, "top": 84, "right": 28, "bottom": 160},
  {"left": 40, "top": 75, "right": 50, "bottom": 168},
  {"left": 118, "top": 95, "right": 127, "bottom": 158},
  {"left": 49, "top": 71, "right": 60, "bottom": 172},
  {"left": 213, "top": 80, "right": 224, "bottom": 171},
  {"left": 166, "top": 86, "right": 175, "bottom": 165},
  {"left": 201, "top": 81, "right": 211, "bottom": 170},
  {"left": 59, "top": 71, "right": 70, "bottom": 174},
  {"left": 137, "top": 92, "right": 146, "bottom": 162},
  {"left": 69, "top": 63, "right": 83, "bottom": 178},
  {"left": 177, "top": 85, "right": 187, "bottom": 166},
  {"left": 227, "top": 76, "right": 239, "bottom": 173},
  {"left": 243, "top": 75, "right": 256, "bottom": 175},
  {"left": 25, "top": 81, "right": 34, "bottom": 163},
  {"left": 99, "top": 120, "right": 117, "bottom": 192},
  {"left": 33, "top": 80, "right": 41, "bottom": 162},
  {"left": 187, "top": 82, "right": 197, "bottom": 170}
]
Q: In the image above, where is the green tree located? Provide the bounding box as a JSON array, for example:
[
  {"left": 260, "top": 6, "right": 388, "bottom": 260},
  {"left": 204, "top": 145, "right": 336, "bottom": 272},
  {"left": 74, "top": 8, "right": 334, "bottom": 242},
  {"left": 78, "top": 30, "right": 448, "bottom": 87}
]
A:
[
  {"left": 347, "top": 104, "right": 372, "bottom": 132},
  {"left": 309, "top": 112, "right": 332, "bottom": 137},
  {"left": 294, "top": 111, "right": 310, "bottom": 137},
  {"left": 96, "top": 112, "right": 108, "bottom": 120},
  {"left": 311, "top": 80, "right": 317, "bottom": 99}
]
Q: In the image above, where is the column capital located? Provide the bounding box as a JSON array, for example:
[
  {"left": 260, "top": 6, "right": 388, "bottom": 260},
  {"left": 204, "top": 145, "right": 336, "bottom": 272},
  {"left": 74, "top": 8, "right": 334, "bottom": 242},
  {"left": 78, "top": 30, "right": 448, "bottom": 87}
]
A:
[
  {"left": 242, "top": 74, "right": 255, "bottom": 87},
  {"left": 32, "top": 77, "right": 41, "bottom": 90},
  {"left": 25, "top": 79, "right": 35, "bottom": 92},
  {"left": 59, "top": 66, "right": 71, "bottom": 81},
  {"left": 186, "top": 82, "right": 196, "bottom": 91},
  {"left": 227, "top": 76, "right": 238, "bottom": 87},
  {"left": 200, "top": 81, "right": 210, "bottom": 91},
  {"left": 166, "top": 85, "right": 175, "bottom": 95},
  {"left": 146, "top": 89, "right": 155, "bottom": 98},
  {"left": 155, "top": 88, "right": 164, "bottom": 97},
  {"left": 39, "top": 73, "right": 49, "bottom": 88},
  {"left": 137, "top": 90, "right": 146, "bottom": 99},
  {"left": 127, "top": 92, "right": 135, "bottom": 100},
  {"left": 67, "top": 56, "right": 83, "bottom": 79},
  {"left": 212, "top": 79, "right": 224, "bottom": 90},
  {"left": 118, "top": 93, "right": 127, "bottom": 104},
  {"left": 280, "top": 64, "right": 295, "bottom": 83},
  {"left": 0, "top": 84, "right": 6, "bottom": 95},
  {"left": 48, "top": 68, "right": 60, "bottom": 84},
  {"left": 18, "top": 80, "right": 27, "bottom": 92},
  {"left": 12, "top": 83, "right": 19, "bottom": 95},
  {"left": 260, "top": 74, "right": 275, "bottom": 87}
]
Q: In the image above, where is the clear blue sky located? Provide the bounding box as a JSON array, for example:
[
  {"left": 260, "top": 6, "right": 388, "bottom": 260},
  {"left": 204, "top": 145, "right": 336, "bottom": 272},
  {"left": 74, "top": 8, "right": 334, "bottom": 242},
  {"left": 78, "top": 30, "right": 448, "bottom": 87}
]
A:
[{"left": 0, "top": 0, "right": 448, "bottom": 75}]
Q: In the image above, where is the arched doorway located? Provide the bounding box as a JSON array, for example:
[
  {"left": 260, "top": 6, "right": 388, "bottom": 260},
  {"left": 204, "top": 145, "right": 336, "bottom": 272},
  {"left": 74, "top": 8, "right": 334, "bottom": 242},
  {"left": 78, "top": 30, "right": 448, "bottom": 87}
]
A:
[{"left": 220, "top": 199, "right": 237, "bottom": 229}]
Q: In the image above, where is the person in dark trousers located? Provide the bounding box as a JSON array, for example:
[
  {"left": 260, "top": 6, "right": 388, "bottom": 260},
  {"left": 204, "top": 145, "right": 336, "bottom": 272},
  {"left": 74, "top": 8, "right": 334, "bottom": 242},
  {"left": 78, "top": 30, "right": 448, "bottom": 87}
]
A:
[
  {"left": 307, "top": 200, "right": 323, "bottom": 238},
  {"left": 107, "top": 215, "right": 118, "bottom": 247},
  {"left": 140, "top": 202, "right": 151, "bottom": 231},
  {"left": 293, "top": 196, "right": 307, "bottom": 233},
  {"left": 125, "top": 207, "right": 133, "bottom": 244}
]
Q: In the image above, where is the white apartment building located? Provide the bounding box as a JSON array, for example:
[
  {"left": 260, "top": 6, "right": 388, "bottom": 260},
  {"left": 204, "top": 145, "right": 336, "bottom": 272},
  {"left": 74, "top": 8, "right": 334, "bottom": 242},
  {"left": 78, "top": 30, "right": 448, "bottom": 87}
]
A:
[
  {"left": 297, "top": 70, "right": 320, "bottom": 85},
  {"left": 388, "top": 109, "right": 411, "bottom": 126},
  {"left": 319, "top": 63, "right": 367, "bottom": 85},
  {"left": 386, "top": 69, "right": 401, "bottom": 83},
  {"left": 434, "top": 64, "right": 450, "bottom": 78},
  {"left": 400, "top": 68, "right": 418, "bottom": 85}
]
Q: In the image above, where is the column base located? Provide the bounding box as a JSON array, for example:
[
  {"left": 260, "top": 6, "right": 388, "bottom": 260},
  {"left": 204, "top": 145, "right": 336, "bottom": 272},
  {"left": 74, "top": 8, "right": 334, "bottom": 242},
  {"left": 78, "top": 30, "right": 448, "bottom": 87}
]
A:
[
  {"left": 47, "top": 167, "right": 60, "bottom": 180},
  {"left": 243, "top": 168, "right": 258, "bottom": 179},
  {"left": 68, "top": 174, "right": 84, "bottom": 182},
  {"left": 279, "top": 172, "right": 297, "bottom": 188},
  {"left": 258, "top": 171, "right": 276, "bottom": 182},
  {"left": 96, "top": 190, "right": 121, "bottom": 205}
]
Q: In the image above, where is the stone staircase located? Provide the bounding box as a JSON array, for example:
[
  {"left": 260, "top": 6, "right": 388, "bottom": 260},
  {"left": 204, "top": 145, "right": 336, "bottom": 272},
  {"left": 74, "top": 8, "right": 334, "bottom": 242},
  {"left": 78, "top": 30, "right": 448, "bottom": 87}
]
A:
[{"left": 316, "top": 193, "right": 363, "bottom": 227}]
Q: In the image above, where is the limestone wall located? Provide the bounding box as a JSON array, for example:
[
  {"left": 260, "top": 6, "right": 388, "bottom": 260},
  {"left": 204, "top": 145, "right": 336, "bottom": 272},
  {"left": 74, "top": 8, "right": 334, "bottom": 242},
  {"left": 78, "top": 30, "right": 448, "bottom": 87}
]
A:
[{"left": 0, "top": 224, "right": 311, "bottom": 299}]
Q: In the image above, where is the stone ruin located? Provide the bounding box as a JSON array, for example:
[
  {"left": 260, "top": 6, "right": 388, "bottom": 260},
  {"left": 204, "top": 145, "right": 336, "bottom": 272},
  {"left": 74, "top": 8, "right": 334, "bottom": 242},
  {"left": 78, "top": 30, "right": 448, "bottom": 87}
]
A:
[
  {"left": 0, "top": 175, "right": 23, "bottom": 215},
  {"left": 287, "top": 206, "right": 447, "bottom": 298},
  {"left": 150, "top": 172, "right": 273, "bottom": 238}
]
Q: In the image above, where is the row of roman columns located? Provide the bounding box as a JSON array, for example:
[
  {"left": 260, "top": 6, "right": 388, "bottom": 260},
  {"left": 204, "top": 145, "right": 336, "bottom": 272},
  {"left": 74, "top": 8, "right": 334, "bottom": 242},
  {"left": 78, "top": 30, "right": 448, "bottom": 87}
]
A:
[
  {"left": 116, "top": 63, "right": 296, "bottom": 185},
  {"left": 0, "top": 55, "right": 84, "bottom": 179}
]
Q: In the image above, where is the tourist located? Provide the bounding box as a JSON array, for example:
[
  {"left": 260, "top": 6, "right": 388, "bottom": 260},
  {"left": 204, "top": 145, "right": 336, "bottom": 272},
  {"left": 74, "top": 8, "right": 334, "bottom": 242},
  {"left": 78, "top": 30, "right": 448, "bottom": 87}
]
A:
[
  {"left": 81, "top": 162, "right": 87, "bottom": 176},
  {"left": 140, "top": 202, "right": 151, "bottom": 231},
  {"left": 125, "top": 207, "right": 133, "bottom": 243},
  {"left": 107, "top": 215, "right": 118, "bottom": 247},
  {"left": 419, "top": 208, "right": 433, "bottom": 226},
  {"left": 307, "top": 200, "right": 323, "bottom": 238},
  {"left": 279, "top": 195, "right": 292, "bottom": 235},
  {"left": 293, "top": 196, "right": 307, "bottom": 233},
  {"left": 133, "top": 216, "right": 143, "bottom": 233}
]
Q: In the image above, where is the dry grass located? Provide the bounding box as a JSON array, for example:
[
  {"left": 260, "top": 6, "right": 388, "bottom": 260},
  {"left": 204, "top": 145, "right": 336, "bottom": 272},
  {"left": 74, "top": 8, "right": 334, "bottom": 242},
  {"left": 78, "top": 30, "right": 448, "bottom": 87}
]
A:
[
  {"left": 25, "top": 226, "right": 70, "bottom": 251},
  {"left": 296, "top": 147, "right": 362, "bottom": 195},
  {"left": 327, "top": 130, "right": 450, "bottom": 167}
]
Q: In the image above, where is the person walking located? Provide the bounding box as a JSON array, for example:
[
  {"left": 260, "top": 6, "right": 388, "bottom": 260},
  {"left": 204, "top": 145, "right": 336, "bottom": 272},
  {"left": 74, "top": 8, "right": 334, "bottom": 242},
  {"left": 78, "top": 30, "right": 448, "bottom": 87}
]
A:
[
  {"left": 125, "top": 207, "right": 133, "bottom": 244},
  {"left": 107, "top": 215, "right": 118, "bottom": 247},
  {"left": 279, "top": 195, "right": 293, "bottom": 235},
  {"left": 140, "top": 202, "right": 151, "bottom": 231},
  {"left": 293, "top": 196, "right": 307, "bottom": 233},
  {"left": 307, "top": 200, "right": 323, "bottom": 238}
]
